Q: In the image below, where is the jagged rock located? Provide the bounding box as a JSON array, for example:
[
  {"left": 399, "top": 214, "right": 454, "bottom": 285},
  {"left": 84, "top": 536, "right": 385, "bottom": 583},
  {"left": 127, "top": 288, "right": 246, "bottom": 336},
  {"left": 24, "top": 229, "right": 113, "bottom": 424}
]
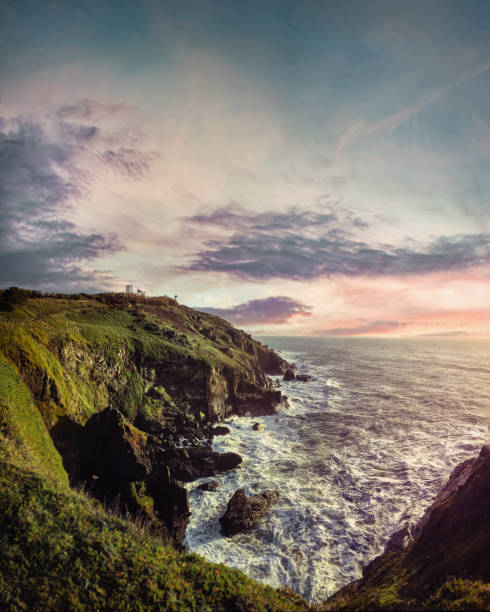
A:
[
  {"left": 212, "top": 426, "right": 230, "bottom": 436},
  {"left": 220, "top": 488, "right": 279, "bottom": 536},
  {"left": 283, "top": 369, "right": 296, "bottom": 381},
  {"left": 83, "top": 407, "right": 151, "bottom": 486},
  {"left": 252, "top": 422, "right": 265, "bottom": 431},
  {"left": 295, "top": 374, "right": 312, "bottom": 382},
  {"left": 235, "top": 389, "right": 282, "bottom": 416},
  {"left": 160, "top": 446, "right": 242, "bottom": 481},
  {"left": 329, "top": 444, "right": 490, "bottom": 608},
  {"left": 149, "top": 468, "right": 191, "bottom": 549},
  {"left": 197, "top": 480, "right": 220, "bottom": 491}
]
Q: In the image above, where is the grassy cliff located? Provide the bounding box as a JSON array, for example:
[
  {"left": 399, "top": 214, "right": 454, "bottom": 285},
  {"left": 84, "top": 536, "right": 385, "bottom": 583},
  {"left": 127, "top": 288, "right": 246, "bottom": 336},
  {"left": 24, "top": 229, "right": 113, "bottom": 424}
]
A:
[
  {"left": 0, "top": 292, "right": 306, "bottom": 611},
  {"left": 2, "top": 291, "right": 490, "bottom": 610}
]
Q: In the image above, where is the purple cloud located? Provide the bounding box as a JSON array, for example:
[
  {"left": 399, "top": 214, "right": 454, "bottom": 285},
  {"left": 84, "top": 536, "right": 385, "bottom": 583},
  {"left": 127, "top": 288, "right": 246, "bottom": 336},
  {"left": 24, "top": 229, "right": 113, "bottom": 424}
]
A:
[
  {"left": 197, "top": 296, "right": 312, "bottom": 325},
  {"left": 0, "top": 116, "right": 122, "bottom": 290},
  {"left": 183, "top": 206, "right": 490, "bottom": 280}
]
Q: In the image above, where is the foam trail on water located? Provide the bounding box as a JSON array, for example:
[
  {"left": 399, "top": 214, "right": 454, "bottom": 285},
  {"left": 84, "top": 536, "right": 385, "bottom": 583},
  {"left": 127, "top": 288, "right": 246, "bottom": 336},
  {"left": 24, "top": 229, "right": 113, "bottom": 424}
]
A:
[{"left": 185, "top": 338, "right": 490, "bottom": 603}]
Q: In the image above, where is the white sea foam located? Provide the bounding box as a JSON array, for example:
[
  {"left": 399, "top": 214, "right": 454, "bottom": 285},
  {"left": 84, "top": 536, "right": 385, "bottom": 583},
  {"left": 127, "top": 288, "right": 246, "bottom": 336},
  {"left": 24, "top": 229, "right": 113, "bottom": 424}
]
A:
[{"left": 185, "top": 338, "right": 490, "bottom": 602}]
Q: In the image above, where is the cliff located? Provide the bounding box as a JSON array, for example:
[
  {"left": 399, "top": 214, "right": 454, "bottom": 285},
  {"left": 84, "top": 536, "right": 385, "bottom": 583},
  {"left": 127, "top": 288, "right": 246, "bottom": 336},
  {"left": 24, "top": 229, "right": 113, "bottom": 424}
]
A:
[
  {"left": 0, "top": 292, "right": 308, "bottom": 610},
  {"left": 3, "top": 291, "right": 490, "bottom": 610},
  {"left": 322, "top": 445, "right": 490, "bottom": 610}
]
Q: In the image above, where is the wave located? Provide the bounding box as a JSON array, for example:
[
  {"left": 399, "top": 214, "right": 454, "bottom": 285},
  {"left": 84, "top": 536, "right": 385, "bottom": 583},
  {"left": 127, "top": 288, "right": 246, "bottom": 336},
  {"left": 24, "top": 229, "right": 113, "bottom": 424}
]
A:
[{"left": 185, "top": 338, "right": 490, "bottom": 603}]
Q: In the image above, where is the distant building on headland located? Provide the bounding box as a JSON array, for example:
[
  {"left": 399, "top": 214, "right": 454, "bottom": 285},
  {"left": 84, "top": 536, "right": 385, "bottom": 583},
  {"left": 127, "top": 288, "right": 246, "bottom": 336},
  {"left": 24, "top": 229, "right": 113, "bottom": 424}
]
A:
[{"left": 125, "top": 285, "right": 146, "bottom": 297}]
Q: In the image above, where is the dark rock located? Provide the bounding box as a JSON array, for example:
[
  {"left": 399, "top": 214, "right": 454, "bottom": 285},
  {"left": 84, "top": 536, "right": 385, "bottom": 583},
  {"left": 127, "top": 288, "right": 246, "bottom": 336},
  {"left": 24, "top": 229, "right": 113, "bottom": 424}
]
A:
[
  {"left": 283, "top": 369, "right": 296, "bottom": 381},
  {"left": 252, "top": 422, "right": 265, "bottom": 431},
  {"left": 197, "top": 480, "right": 220, "bottom": 492},
  {"left": 149, "top": 468, "right": 191, "bottom": 549},
  {"left": 218, "top": 452, "right": 243, "bottom": 471},
  {"left": 330, "top": 444, "right": 490, "bottom": 607},
  {"left": 160, "top": 446, "right": 242, "bottom": 481},
  {"left": 219, "top": 488, "right": 279, "bottom": 536},
  {"left": 235, "top": 389, "right": 282, "bottom": 417},
  {"left": 255, "top": 346, "right": 290, "bottom": 375},
  {"left": 83, "top": 407, "right": 151, "bottom": 487},
  {"left": 135, "top": 414, "right": 165, "bottom": 436},
  {"left": 212, "top": 426, "right": 231, "bottom": 436},
  {"left": 295, "top": 374, "right": 312, "bottom": 382}
]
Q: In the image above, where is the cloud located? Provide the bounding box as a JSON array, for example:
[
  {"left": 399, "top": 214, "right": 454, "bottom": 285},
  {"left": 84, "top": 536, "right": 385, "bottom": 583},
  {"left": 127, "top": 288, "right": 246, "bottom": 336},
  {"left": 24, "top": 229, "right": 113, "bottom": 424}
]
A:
[
  {"left": 416, "top": 330, "right": 469, "bottom": 337},
  {"left": 196, "top": 296, "right": 312, "bottom": 326},
  {"left": 184, "top": 201, "right": 357, "bottom": 232},
  {"left": 184, "top": 206, "right": 490, "bottom": 281},
  {"left": 316, "top": 320, "right": 408, "bottom": 336},
  {"left": 0, "top": 116, "right": 122, "bottom": 290},
  {"left": 336, "top": 58, "right": 490, "bottom": 153},
  {"left": 98, "top": 148, "right": 159, "bottom": 179},
  {"left": 56, "top": 98, "right": 132, "bottom": 121}
]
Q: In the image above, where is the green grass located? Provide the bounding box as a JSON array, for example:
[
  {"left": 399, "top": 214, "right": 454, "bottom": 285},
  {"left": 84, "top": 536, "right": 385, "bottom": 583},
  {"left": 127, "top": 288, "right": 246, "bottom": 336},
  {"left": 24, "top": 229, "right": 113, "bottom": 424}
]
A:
[
  {"left": 0, "top": 295, "right": 311, "bottom": 610},
  {"left": 0, "top": 355, "right": 67, "bottom": 485},
  {"left": 0, "top": 459, "right": 307, "bottom": 611}
]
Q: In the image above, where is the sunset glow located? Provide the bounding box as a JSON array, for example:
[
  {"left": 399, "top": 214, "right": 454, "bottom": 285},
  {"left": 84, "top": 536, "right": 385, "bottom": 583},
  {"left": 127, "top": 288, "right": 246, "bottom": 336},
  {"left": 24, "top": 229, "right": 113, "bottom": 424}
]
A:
[{"left": 2, "top": 1, "right": 490, "bottom": 336}]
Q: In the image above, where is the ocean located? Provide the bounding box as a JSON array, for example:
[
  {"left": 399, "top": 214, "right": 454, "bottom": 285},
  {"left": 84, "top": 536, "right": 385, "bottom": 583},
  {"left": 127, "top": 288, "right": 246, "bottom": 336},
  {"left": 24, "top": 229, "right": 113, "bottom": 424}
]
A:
[{"left": 184, "top": 337, "right": 490, "bottom": 603}]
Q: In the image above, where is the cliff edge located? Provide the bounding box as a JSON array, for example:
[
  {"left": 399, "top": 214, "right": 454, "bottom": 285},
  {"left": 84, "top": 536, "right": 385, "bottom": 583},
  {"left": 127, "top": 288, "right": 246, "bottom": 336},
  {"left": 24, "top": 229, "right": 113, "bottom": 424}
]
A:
[{"left": 322, "top": 445, "right": 490, "bottom": 610}]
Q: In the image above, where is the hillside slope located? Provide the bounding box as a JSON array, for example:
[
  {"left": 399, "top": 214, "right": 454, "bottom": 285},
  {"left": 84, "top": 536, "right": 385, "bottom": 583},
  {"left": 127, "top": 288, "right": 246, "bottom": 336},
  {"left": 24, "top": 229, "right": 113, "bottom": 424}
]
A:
[{"left": 0, "top": 292, "right": 309, "bottom": 611}]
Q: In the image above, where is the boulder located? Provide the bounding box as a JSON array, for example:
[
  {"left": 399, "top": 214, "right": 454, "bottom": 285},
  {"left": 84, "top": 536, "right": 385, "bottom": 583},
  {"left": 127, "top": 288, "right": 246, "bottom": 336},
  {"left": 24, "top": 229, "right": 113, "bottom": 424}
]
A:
[
  {"left": 160, "top": 446, "right": 242, "bottom": 481},
  {"left": 252, "top": 422, "right": 265, "bottom": 431},
  {"left": 283, "top": 369, "right": 296, "bottom": 381},
  {"left": 212, "top": 426, "right": 231, "bottom": 436},
  {"left": 197, "top": 480, "right": 220, "bottom": 492},
  {"left": 220, "top": 488, "right": 279, "bottom": 536},
  {"left": 296, "top": 374, "right": 312, "bottom": 382}
]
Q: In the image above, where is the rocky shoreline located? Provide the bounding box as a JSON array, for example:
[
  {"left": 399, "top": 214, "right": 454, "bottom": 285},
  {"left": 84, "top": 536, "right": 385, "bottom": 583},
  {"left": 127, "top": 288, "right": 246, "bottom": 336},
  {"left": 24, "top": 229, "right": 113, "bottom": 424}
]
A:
[{"left": 62, "top": 348, "right": 292, "bottom": 548}]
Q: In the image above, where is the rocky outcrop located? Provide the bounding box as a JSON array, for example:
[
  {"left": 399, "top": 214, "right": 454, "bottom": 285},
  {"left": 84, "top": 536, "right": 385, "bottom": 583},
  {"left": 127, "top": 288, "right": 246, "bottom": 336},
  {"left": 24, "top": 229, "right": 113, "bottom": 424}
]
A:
[
  {"left": 212, "top": 426, "right": 230, "bottom": 436},
  {"left": 406, "top": 445, "right": 490, "bottom": 589},
  {"left": 83, "top": 407, "right": 151, "bottom": 486},
  {"left": 1, "top": 295, "right": 291, "bottom": 550},
  {"left": 283, "top": 368, "right": 296, "bottom": 381},
  {"left": 327, "top": 445, "right": 490, "bottom": 609},
  {"left": 220, "top": 488, "right": 279, "bottom": 536},
  {"left": 197, "top": 480, "right": 220, "bottom": 492},
  {"left": 157, "top": 446, "right": 243, "bottom": 482},
  {"left": 295, "top": 374, "right": 312, "bottom": 382},
  {"left": 72, "top": 407, "right": 190, "bottom": 547},
  {"left": 252, "top": 422, "right": 265, "bottom": 431}
]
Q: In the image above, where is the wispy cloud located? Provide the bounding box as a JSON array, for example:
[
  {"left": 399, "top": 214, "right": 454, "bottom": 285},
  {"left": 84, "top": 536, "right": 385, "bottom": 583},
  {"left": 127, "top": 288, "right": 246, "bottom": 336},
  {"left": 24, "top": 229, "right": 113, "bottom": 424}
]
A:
[
  {"left": 336, "top": 58, "right": 490, "bottom": 153},
  {"left": 197, "top": 296, "right": 312, "bottom": 326},
  {"left": 316, "top": 320, "right": 408, "bottom": 336}
]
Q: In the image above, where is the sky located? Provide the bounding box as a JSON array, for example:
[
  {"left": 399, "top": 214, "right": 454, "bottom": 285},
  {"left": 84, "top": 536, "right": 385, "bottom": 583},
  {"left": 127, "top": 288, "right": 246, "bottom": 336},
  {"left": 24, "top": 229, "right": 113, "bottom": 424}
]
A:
[{"left": 2, "top": 0, "right": 490, "bottom": 336}]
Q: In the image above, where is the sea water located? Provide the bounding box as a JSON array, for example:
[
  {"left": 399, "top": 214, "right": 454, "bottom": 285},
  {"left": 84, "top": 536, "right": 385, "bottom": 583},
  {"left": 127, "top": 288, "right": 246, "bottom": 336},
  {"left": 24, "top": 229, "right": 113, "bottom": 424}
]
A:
[{"left": 184, "top": 337, "right": 490, "bottom": 602}]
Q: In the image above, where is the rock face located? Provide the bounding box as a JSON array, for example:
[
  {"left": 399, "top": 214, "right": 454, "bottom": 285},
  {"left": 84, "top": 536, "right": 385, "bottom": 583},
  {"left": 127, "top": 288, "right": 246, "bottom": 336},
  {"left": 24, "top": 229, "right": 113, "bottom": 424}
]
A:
[
  {"left": 220, "top": 488, "right": 279, "bottom": 536},
  {"left": 1, "top": 295, "right": 292, "bottom": 550},
  {"left": 328, "top": 445, "right": 490, "bottom": 608},
  {"left": 283, "top": 368, "right": 296, "bottom": 381},
  {"left": 83, "top": 407, "right": 151, "bottom": 486},
  {"left": 406, "top": 445, "right": 490, "bottom": 589}
]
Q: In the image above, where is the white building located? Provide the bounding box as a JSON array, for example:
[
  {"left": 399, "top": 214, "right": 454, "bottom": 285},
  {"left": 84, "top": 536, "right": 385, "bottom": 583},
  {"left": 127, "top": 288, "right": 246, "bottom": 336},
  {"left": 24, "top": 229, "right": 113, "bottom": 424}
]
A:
[{"left": 125, "top": 284, "right": 135, "bottom": 294}]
